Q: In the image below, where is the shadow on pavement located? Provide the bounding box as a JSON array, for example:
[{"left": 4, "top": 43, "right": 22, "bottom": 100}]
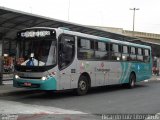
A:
[
  {"left": 21, "top": 83, "right": 147, "bottom": 100},
  {"left": 0, "top": 83, "right": 148, "bottom": 101}
]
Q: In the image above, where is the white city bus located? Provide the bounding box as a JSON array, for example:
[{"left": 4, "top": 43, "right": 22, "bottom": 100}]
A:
[{"left": 13, "top": 27, "right": 152, "bottom": 95}]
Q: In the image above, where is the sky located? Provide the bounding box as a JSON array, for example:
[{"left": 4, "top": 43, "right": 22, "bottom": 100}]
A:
[{"left": 0, "top": 0, "right": 160, "bottom": 34}]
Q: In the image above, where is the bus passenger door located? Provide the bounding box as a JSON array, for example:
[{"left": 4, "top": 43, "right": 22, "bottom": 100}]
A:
[{"left": 58, "top": 35, "right": 76, "bottom": 90}]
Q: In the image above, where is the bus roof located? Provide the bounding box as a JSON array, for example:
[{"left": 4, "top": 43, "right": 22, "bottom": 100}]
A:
[
  {"left": 21, "top": 27, "right": 151, "bottom": 49},
  {"left": 60, "top": 28, "right": 151, "bottom": 49}
]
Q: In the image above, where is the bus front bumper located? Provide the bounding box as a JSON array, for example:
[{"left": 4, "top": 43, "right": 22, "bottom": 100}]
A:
[{"left": 13, "top": 77, "right": 57, "bottom": 90}]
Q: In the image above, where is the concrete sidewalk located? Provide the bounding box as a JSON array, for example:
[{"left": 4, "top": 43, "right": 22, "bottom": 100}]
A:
[{"left": 150, "top": 75, "right": 160, "bottom": 81}]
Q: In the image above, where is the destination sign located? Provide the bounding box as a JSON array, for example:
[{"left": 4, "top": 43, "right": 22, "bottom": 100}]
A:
[{"left": 18, "top": 30, "right": 55, "bottom": 38}]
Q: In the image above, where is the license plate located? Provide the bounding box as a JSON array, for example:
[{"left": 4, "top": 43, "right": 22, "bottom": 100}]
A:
[{"left": 24, "top": 82, "right": 31, "bottom": 86}]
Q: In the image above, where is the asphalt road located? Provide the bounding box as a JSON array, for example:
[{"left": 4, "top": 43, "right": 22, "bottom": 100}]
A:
[{"left": 1, "top": 80, "right": 160, "bottom": 115}]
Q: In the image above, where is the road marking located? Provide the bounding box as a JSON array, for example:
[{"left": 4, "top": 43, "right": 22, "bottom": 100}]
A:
[{"left": 0, "top": 100, "right": 86, "bottom": 114}]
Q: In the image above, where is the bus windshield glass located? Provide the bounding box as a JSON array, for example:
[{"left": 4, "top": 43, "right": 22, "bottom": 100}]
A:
[{"left": 16, "top": 38, "right": 57, "bottom": 67}]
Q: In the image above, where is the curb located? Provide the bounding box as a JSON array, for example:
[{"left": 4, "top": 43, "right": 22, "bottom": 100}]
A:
[{"left": 142, "top": 76, "right": 160, "bottom": 82}]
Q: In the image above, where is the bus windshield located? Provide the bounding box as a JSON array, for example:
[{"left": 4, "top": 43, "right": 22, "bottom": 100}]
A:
[{"left": 16, "top": 38, "right": 57, "bottom": 67}]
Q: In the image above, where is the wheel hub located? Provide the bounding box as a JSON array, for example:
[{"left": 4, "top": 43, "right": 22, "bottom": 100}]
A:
[{"left": 79, "top": 81, "right": 86, "bottom": 90}]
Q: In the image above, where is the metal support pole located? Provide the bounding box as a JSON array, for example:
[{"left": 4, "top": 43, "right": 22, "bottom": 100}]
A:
[
  {"left": 0, "top": 38, "right": 3, "bottom": 85},
  {"left": 130, "top": 8, "right": 139, "bottom": 36},
  {"left": 68, "top": 0, "right": 70, "bottom": 21}
]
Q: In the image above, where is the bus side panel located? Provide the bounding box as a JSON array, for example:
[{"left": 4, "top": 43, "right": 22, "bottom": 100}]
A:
[
  {"left": 76, "top": 60, "right": 123, "bottom": 87},
  {"left": 108, "top": 62, "right": 122, "bottom": 85},
  {"left": 136, "top": 62, "right": 151, "bottom": 82},
  {"left": 120, "top": 61, "right": 152, "bottom": 84},
  {"left": 119, "top": 62, "right": 131, "bottom": 84},
  {"left": 76, "top": 60, "right": 96, "bottom": 87}
]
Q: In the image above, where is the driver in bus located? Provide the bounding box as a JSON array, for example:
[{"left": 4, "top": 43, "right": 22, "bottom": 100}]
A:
[{"left": 21, "top": 53, "right": 45, "bottom": 66}]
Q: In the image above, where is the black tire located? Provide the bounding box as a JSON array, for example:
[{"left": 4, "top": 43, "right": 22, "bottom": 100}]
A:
[
  {"left": 127, "top": 73, "right": 136, "bottom": 88},
  {"left": 76, "top": 76, "right": 89, "bottom": 95}
]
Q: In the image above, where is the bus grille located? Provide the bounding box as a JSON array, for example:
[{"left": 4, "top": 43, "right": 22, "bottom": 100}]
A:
[{"left": 19, "top": 76, "right": 42, "bottom": 79}]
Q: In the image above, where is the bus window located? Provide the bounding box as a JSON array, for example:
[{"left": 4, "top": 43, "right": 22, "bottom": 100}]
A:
[
  {"left": 77, "top": 38, "right": 94, "bottom": 59},
  {"left": 144, "top": 49, "right": 150, "bottom": 62},
  {"left": 95, "top": 42, "right": 109, "bottom": 60},
  {"left": 58, "top": 35, "right": 75, "bottom": 69},
  {"left": 110, "top": 44, "right": 121, "bottom": 61},
  {"left": 130, "top": 47, "right": 136, "bottom": 61},
  {"left": 137, "top": 48, "right": 143, "bottom": 62},
  {"left": 79, "top": 39, "right": 90, "bottom": 49},
  {"left": 122, "top": 45, "right": 129, "bottom": 61}
]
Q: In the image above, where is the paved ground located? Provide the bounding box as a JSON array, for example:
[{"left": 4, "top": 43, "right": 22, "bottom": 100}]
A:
[
  {"left": 0, "top": 78, "right": 160, "bottom": 120},
  {"left": 2, "top": 81, "right": 160, "bottom": 114}
]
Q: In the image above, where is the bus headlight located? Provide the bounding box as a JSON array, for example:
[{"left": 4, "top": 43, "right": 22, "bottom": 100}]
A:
[
  {"left": 15, "top": 75, "right": 20, "bottom": 79},
  {"left": 41, "top": 76, "right": 47, "bottom": 81}
]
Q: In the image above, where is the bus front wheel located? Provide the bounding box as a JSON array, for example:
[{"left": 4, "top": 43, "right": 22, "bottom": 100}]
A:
[{"left": 76, "top": 76, "right": 89, "bottom": 95}]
